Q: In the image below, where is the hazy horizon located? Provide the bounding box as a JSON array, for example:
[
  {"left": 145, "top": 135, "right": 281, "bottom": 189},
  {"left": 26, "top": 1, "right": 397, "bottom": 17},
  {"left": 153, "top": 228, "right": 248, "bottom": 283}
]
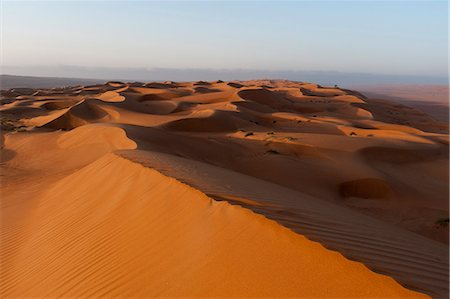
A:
[
  {"left": 2, "top": 65, "right": 448, "bottom": 86},
  {"left": 2, "top": 1, "right": 448, "bottom": 82}
]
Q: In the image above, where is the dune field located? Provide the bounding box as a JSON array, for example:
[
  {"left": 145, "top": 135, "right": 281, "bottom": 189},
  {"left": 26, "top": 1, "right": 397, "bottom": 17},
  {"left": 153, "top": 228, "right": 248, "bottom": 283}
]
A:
[
  {"left": 0, "top": 80, "right": 448, "bottom": 298},
  {"left": 352, "top": 84, "right": 449, "bottom": 123}
]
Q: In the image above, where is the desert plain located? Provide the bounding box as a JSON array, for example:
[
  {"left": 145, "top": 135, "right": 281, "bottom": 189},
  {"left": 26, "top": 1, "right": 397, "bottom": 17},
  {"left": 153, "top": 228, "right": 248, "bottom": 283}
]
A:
[{"left": 0, "top": 80, "right": 448, "bottom": 298}]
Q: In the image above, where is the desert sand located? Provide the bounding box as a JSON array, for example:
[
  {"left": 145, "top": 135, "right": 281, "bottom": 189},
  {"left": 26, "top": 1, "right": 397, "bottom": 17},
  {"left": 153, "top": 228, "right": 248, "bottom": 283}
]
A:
[
  {"left": 352, "top": 84, "right": 449, "bottom": 123},
  {"left": 1, "top": 80, "right": 448, "bottom": 298}
]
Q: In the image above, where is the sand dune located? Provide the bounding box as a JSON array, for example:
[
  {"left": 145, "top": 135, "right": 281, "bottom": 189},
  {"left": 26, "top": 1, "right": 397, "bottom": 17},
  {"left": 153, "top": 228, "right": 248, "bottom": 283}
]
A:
[
  {"left": 0, "top": 153, "right": 427, "bottom": 298},
  {"left": 41, "top": 100, "right": 113, "bottom": 130},
  {"left": 1, "top": 80, "right": 448, "bottom": 298},
  {"left": 120, "top": 149, "right": 448, "bottom": 298}
]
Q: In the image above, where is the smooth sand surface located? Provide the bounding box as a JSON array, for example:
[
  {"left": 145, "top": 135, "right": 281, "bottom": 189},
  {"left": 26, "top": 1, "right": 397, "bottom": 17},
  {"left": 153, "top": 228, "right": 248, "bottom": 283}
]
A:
[
  {"left": 1, "top": 80, "right": 448, "bottom": 298},
  {"left": 350, "top": 84, "right": 449, "bottom": 122}
]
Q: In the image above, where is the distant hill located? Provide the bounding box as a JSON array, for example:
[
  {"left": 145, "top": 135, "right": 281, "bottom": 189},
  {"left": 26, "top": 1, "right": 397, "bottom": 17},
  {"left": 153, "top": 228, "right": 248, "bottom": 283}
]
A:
[
  {"left": 0, "top": 74, "right": 105, "bottom": 90},
  {"left": 2, "top": 65, "right": 448, "bottom": 87}
]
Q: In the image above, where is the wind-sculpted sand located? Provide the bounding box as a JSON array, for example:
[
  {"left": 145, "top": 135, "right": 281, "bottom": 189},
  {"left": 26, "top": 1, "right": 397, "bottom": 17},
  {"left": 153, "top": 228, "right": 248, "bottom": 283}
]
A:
[{"left": 1, "top": 80, "right": 448, "bottom": 298}]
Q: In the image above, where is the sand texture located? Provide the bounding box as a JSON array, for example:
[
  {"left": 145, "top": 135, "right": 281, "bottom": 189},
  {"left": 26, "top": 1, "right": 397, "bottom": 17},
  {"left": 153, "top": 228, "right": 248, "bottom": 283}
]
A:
[{"left": 1, "top": 80, "right": 448, "bottom": 298}]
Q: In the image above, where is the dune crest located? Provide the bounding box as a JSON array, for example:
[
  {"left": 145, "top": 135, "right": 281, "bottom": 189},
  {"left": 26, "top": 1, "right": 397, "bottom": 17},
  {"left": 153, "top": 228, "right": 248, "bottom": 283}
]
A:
[
  {"left": 1, "top": 80, "right": 448, "bottom": 298},
  {"left": 0, "top": 153, "right": 427, "bottom": 298}
]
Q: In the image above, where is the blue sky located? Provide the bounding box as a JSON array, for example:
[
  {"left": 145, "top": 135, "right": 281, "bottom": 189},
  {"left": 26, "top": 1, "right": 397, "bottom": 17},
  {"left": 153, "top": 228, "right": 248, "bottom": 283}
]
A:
[{"left": 1, "top": 1, "right": 448, "bottom": 77}]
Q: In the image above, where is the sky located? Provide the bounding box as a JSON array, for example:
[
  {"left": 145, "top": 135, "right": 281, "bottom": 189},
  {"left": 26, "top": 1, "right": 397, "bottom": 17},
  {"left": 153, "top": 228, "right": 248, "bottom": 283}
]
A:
[{"left": 1, "top": 0, "right": 448, "bottom": 80}]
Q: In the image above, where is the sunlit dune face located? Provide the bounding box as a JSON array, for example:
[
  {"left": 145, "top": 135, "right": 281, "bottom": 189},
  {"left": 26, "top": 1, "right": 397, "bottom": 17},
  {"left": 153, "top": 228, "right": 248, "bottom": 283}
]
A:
[{"left": 0, "top": 80, "right": 447, "bottom": 298}]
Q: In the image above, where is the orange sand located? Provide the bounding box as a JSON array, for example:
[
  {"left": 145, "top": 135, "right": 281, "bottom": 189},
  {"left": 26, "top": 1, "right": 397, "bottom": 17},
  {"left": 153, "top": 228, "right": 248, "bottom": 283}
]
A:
[{"left": 1, "top": 80, "right": 448, "bottom": 298}]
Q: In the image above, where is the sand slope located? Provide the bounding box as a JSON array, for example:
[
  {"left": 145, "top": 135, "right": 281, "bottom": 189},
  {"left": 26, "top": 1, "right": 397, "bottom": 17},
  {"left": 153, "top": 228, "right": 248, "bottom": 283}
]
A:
[
  {"left": 0, "top": 153, "right": 427, "bottom": 298},
  {"left": 120, "top": 149, "right": 448, "bottom": 297},
  {"left": 1, "top": 80, "right": 448, "bottom": 298}
]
